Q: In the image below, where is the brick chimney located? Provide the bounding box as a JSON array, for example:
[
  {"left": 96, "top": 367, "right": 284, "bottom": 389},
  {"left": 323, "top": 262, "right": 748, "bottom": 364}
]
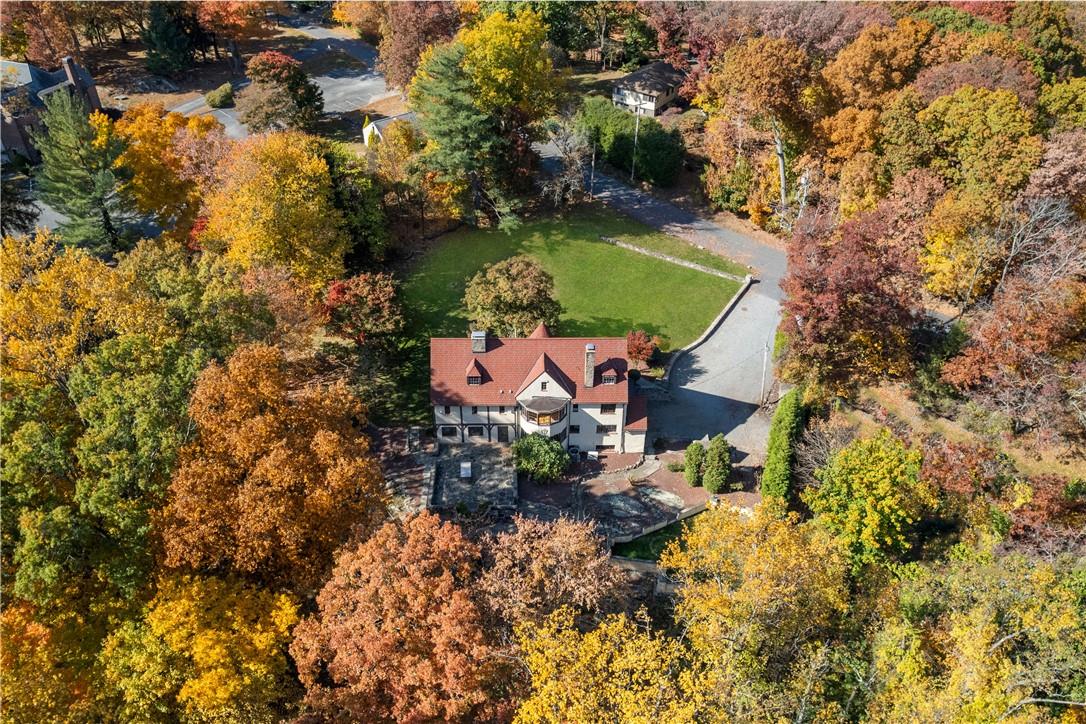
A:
[
  {"left": 584, "top": 343, "right": 596, "bottom": 388},
  {"left": 471, "top": 329, "right": 487, "bottom": 353}
]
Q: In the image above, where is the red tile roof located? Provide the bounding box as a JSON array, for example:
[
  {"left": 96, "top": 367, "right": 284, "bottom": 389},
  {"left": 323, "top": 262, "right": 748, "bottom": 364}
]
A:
[
  {"left": 528, "top": 323, "right": 551, "bottom": 338},
  {"left": 515, "top": 353, "right": 574, "bottom": 397},
  {"left": 624, "top": 394, "right": 648, "bottom": 430},
  {"left": 431, "top": 336, "right": 629, "bottom": 406}
]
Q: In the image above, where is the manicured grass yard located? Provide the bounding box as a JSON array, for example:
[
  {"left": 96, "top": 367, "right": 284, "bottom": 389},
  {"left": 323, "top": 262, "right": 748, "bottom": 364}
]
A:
[
  {"left": 611, "top": 513, "right": 702, "bottom": 561},
  {"left": 402, "top": 205, "right": 742, "bottom": 351}
]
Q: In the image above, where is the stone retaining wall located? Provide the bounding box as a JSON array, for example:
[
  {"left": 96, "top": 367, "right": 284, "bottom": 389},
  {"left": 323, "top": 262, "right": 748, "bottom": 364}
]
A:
[{"left": 598, "top": 235, "right": 747, "bottom": 282}]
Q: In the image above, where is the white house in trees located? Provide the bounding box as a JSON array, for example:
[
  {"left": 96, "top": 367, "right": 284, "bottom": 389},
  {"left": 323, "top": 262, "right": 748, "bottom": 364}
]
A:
[{"left": 430, "top": 325, "right": 647, "bottom": 454}]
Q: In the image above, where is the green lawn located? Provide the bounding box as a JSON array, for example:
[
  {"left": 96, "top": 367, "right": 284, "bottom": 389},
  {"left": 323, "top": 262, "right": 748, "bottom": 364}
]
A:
[
  {"left": 611, "top": 513, "right": 702, "bottom": 561},
  {"left": 402, "top": 205, "right": 742, "bottom": 351}
]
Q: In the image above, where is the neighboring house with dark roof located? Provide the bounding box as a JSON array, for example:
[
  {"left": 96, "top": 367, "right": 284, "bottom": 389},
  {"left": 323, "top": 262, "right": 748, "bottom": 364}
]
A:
[
  {"left": 1, "top": 57, "right": 102, "bottom": 162},
  {"left": 430, "top": 324, "right": 647, "bottom": 453},
  {"left": 611, "top": 60, "right": 685, "bottom": 117}
]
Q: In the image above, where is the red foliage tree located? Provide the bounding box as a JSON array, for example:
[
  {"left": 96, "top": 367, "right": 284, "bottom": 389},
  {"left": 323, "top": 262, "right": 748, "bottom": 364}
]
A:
[
  {"left": 289, "top": 512, "right": 511, "bottom": 722},
  {"left": 780, "top": 208, "right": 923, "bottom": 395},
  {"left": 1025, "top": 128, "right": 1086, "bottom": 212},
  {"left": 626, "top": 329, "right": 659, "bottom": 368},
  {"left": 913, "top": 54, "right": 1040, "bottom": 105},
  {"left": 377, "top": 1, "right": 460, "bottom": 91},
  {"left": 322, "top": 272, "right": 404, "bottom": 345},
  {"left": 921, "top": 438, "right": 1010, "bottom": 498},
  {"left": 942, "top": 277, "right": 1086, "bottom": 448}
]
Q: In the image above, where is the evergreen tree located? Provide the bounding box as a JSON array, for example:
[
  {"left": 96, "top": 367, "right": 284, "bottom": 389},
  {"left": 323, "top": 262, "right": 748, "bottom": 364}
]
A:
[
  {"left": 0, "top": 175, "right": 40, "bottom": 237},
  {"left": 31, "top": 91, "right": 133, "bottom": 256},
  {"left": 144, "top": 1, "right": 193, "bottom": 77},
  {"left": 702, "top": 434, "right": 732, "bottom": 494},
  {"left": 409, "top": 41, "right": 518, "bottom": 227}
]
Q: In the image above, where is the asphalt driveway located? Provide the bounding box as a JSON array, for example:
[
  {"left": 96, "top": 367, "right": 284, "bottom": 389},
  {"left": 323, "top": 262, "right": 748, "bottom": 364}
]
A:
[
  {"left": 170, "top": 19, "right": 393, "bottom": 137},
  {"left": 540, "top": 154, "right": 787, "bottom": 462}
]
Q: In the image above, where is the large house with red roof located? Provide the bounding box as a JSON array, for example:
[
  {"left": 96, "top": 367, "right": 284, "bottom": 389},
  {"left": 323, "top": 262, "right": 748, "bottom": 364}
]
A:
[{"left": 430, "top": 324, "right": 648, "bottom": 454}]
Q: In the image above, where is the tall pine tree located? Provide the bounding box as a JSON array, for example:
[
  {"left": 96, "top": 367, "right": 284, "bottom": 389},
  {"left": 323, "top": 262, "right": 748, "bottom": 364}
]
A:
[
  {"left": 31, "top": 91, "right": 133, "bottom": 255},
  {"left": 144, "top": 1, "right": 193, "bottom": 77},
  {"left": 409, "top": 41, "right": 518, "bottom": 228}
]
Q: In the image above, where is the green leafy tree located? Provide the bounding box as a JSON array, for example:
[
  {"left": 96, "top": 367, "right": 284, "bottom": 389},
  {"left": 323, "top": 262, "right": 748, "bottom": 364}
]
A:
[
  {"left": 804, "top": 429, "right": 935, "bottom": 570},
  {"left": 918, "top": 86, "right": 1043, "bottom": 196},
  {"left": 512, "top": 433, "right": 571, "bottom": 482},
  {"left": 31, "top": 91, "right": 134, "bottom": 255},
  {"left": 702, "top": 433, "right": 731, "bottom": 494},
  {"left": 144, "top": 1, "right": 193, "bottom": 77},
  {"left": 683, "top": 441, "right": 705, "bottom": 487},
  {"left": 464, "top": 255, "right": 562, "bottom": 337}
]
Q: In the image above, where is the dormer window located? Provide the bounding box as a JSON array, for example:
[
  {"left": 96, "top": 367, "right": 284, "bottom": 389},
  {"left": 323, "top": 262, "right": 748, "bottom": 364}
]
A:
[
  {"left": 602, "top": 371, "right": 617, "bottom": 385},
  {"left": 467, "top": 375, "right": 481, "bottom": 386}
]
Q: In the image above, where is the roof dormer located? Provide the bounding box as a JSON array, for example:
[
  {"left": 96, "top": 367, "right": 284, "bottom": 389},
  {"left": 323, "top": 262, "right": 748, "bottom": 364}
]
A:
[{"left": 466, "top": 358, "right": 484, "bottom": 386}]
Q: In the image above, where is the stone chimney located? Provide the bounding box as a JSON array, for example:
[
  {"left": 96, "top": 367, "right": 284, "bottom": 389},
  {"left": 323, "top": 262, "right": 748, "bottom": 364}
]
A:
[
  {"left": 471, "top": 330, "right": 487, "bottom": 353},
  {"left": 584, "top": 343, "right": 596, "bottom": 388}
]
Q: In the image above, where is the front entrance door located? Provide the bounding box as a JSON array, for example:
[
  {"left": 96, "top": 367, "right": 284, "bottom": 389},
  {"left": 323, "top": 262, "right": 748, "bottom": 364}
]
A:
[{"left": 497, "top": 426, "right": 510, "bottom": 443}]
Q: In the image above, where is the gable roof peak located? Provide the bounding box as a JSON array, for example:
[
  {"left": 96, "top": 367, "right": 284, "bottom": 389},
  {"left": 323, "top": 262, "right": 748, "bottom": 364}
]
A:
[{"left": 528, "top": 322, "right": 551, "bottom": 339}]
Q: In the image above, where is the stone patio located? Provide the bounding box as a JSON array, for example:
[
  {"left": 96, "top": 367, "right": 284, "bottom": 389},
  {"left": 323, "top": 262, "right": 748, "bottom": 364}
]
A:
[
  {"left": 519, "top": 450, "right": 760, "bottom": 540},
  {"left": 432, "top": 443, "right": 517, "bottom": 512}
]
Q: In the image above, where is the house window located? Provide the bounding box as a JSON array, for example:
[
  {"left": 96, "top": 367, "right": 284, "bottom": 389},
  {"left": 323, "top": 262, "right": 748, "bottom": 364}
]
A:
[
  {"left": 551, "top": 429, "right": 567, "bottom": 442},
  {"left": 602, "top": 372, "right": 617, "bottom": 384},
  {"left": 443, "top": 406, "right": 451, "bottom": 415},
  {"left": 595, "top": 444, "right": 615, "bottom": 451},
  {"left": 467, "top": 375, "right": 481, "bottom": 386},
  {"left": 569, "top": 425, "right": 580, "bottom": 434},
  {"left": 441, "top": 426, "right": 458, "bottom": 437},
  {"left": 601, "top": 404, "right": 617, "bottom": 414},
  {"left": 541, "top": 381, "right": 548, "bottom": 391},
  {"left": 498, "top": 406, "right": 505, "bottom": 414},
  {"left": 467, "top": 425, "right": 485, "bottom": 437},
  {"left": 572, "top": 404, "right": 579, "bottom": 411},
  {"left": 596, "top": 424, "right": 617, "bottom": 434},
  {"left": 471, "top": 406, "right": 478, "bottom": 415}
]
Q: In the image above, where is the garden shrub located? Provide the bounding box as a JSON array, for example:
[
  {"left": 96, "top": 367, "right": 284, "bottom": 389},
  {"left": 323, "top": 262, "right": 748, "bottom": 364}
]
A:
[
  {"left": 761, "top": 389, "right": 806, "bottom": 499},
  {"left": 702, "top": 434, "right": 731, "bottom": 494},
  {"left": 667, "top": 461, "right": 684, "bottom": 473},
  {"left": 511, "top": 433, "right": 570, "bottom": 483},
  {"left": 683, "top": 441, "right": 705, "bottom": 487},
  {"left": 576, "top": 96, "right": 684, "bottom": 187},
  {"left": 206, "top": 83, "right": 234, "bottom": 108}
]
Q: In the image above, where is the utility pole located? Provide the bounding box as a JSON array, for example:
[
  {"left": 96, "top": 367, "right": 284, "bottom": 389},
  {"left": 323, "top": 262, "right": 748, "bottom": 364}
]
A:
[
  {"left": 629, "top": 111, "right": 641, "bottom": 184},
  {"left": 759, "top": 338, "right": 769, "bottom": 405},
  {"left": 589, "top": 139, "right": 596, "bottom": 199}
]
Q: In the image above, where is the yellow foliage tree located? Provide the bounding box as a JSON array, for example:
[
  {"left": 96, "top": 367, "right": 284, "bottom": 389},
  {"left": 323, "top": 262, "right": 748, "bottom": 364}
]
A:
[
  {"left": 514, "top": 607, "right": 697, "bottom": 724},
  {"left": 0, "top": 229, "right": 115, "bottom": 384},
  {"left": 100, "top": 575, "right": 299, "bottom": 722},
  {"left": 921, "top": 189, "right": 1004, "bottom": 302},
  {"left": 201, "top": 132, "right": 348, "bottom": 291},
  {"left": 838, "top": 151, "right": 883, "bottom": 219},
  {"left": 459, "top": 7, "right": 561, "bottom": 123},
  {"left": 115, "top": 103, "right": 222, "bottom": 237},
  {"left": 0, "top": 603, "right": 96, "bottom": 723},
  {"left": 816, "top": 106, "right": 880, "bottom": 177},
  {"left": 869, "top": 550, "right": 1086, "bottom": 722},
  {"left": 660, "top": 501, "right": 851, "bottom": 720}
]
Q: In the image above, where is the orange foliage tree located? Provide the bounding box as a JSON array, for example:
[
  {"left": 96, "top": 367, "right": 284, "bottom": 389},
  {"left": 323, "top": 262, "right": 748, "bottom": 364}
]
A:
[
  {"left": 160, "top": 343, "right": 386, "bottom": 589},
  {"left": 290, "top": 512, "right": 512, "bottom": 722}
]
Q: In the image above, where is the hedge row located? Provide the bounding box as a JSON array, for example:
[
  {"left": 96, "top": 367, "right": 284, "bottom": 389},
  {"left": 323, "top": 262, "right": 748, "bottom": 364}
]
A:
[
  {"left": 575, "top": 96, "right": 684, "bottom": 187},
  {"left": 761, "top": 388, "right": 806, "bottom": 500}
]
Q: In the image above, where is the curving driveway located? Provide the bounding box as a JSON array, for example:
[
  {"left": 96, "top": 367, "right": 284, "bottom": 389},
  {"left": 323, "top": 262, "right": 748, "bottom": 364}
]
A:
[{"left": 575, "top": 166, "right": 786, "bottom": 463}]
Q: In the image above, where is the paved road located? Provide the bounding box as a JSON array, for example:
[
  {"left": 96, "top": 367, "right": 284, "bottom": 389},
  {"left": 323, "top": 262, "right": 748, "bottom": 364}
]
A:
[
  {"left": 539, "top": 146, "right": 787, "bottom": 460},
  {"left": 170, "top": 17, "right": 392, "bottom": 137}
]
